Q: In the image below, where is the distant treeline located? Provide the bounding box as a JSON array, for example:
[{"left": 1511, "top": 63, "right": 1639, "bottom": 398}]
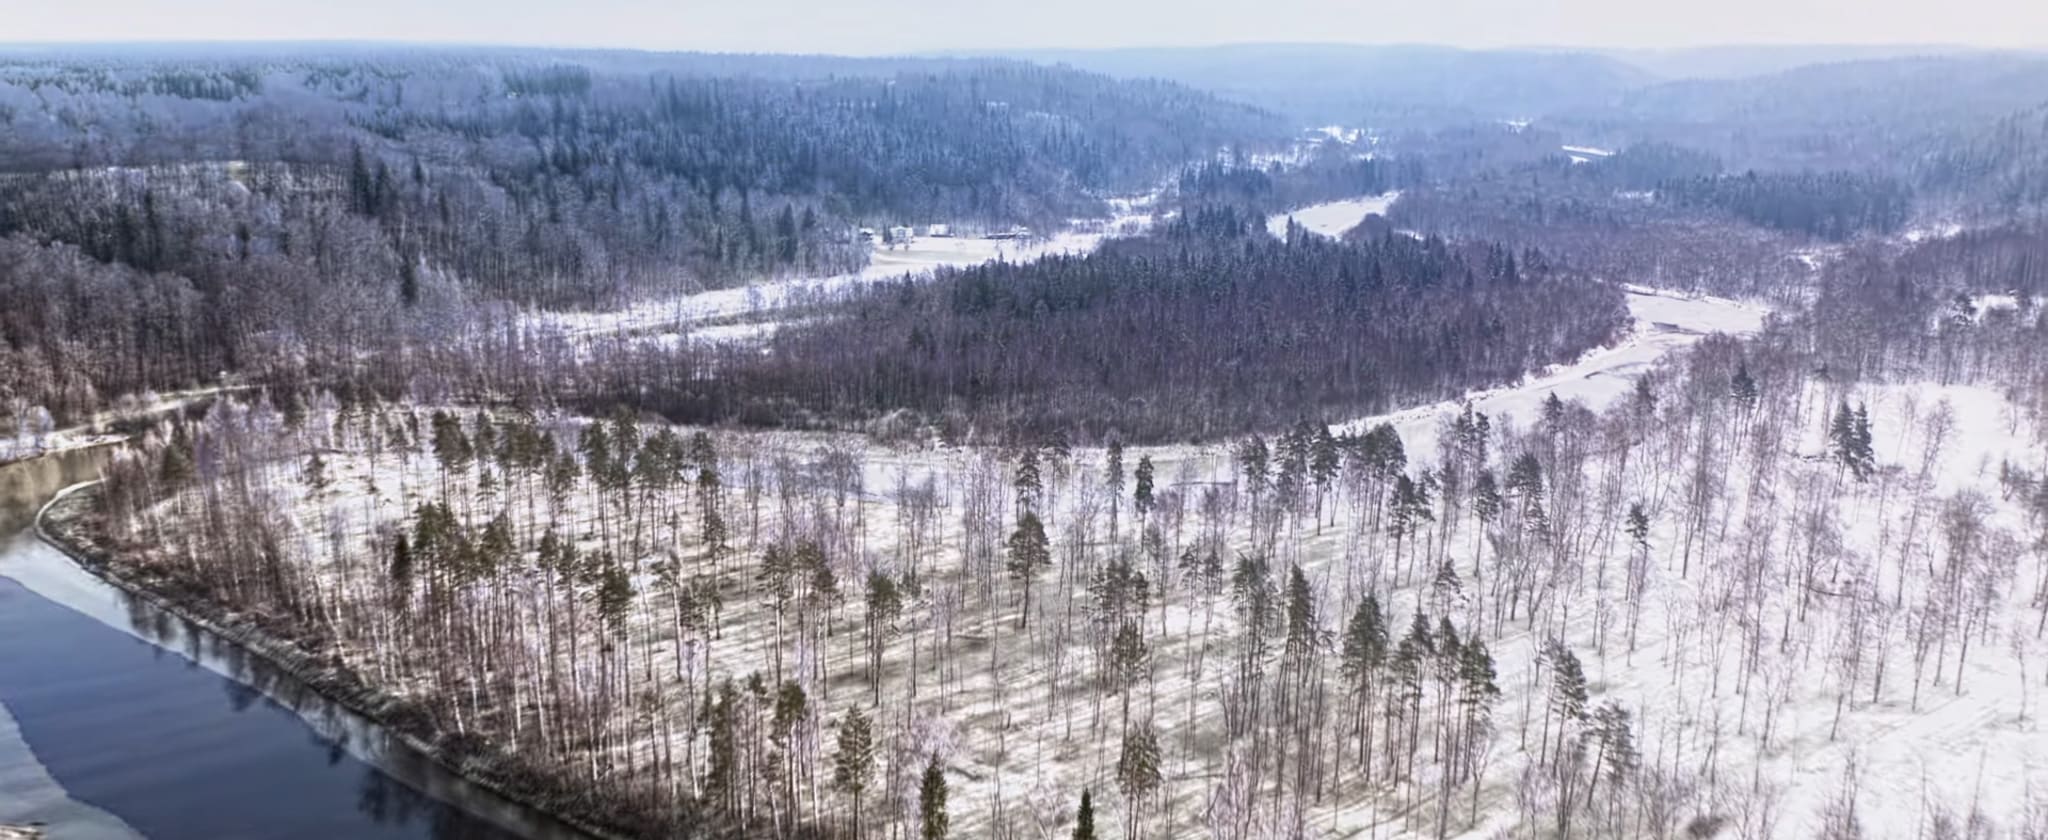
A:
[
  {"left": 1657, "top": 170, "right": 1911, "bottom": 241},
  {"left": 1175, "top": 147, "right": 1422, "bottom": 215},
  {"left": 0, "top": 54, "right": 1281, "bottom": 306}
]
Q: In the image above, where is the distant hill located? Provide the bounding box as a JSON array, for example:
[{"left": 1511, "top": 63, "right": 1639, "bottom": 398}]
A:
[
  {"left": 1590, "top": 43, "right": 2005, "bottom": 79},
  {"left": 1549, "top": 54, "right": 2048, "bottom": 171},
  {"left": 964, "top": 43, "right": 1654, "bottom": 126}
]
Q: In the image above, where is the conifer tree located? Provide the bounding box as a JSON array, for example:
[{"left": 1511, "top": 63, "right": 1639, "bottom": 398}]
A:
[
  {"left": 1015, "top": 447, "right": 1044, "bottom": 513},
  {"left": 388, "top": 533, "right": 413, "bottom": 608},
  {"left": 1730, "top": 361, "right": 1760, "bottom": 411},
  {"left": 864, "top": 572, "right": 904, "bottom": 701},
  {"left": 1545, "top": 640, "right": 1590, "bottom": 770},
  {"left": 1072, "top": 790, "right": 1097, "bottom": 840},
  {"left": 919, "top": 753, "right": 949, "bottom": 840},
  {"left": 1116, "top": 723, "right": 1163, "bottom": 840},
  {"left": 1341, "top": 594, "right": 1389, "bottom": 782},
  {"left": 1007, "top": 511, "right": 1052, "bottom": 628},
  {"left": 1133, "top": 454, "right": 1155, "bottom": 518},
  {"left": 834, "top": 706, "right": 877, "bottom": 838},
  {"left": 1310, "top": 425, "right": 1341, "bottom": 525},
  {"left": 1236, "top": 435, "right": 1270, "bottom": 496}
]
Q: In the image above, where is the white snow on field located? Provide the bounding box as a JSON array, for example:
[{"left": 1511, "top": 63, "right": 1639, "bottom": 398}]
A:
[
  {"left": 1310, "top": 125, "right": 1366, "bottom": 145},
  {"left": 1264, "top": 192, "right": 1402, "bottom": 240},
  {"left": 1336, "top": 285, "right": 1768, "bottom": 455},
  {"left": 1562, "top": 144, "right": 1615, "bottom": 158},
  {"left": 1903, "top": 222, "right": 1966, "bottom": 244},
  {"left": 3, "top": 385, "right": 243, "bottom": 465},
  {"left": 540, "top": 210, "right": 1155, "bottom": 344},
  {"left": 1967, "top": 293, "right": 2031, "bottom": 320}
]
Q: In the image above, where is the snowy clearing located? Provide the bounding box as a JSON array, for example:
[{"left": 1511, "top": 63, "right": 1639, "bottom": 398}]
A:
[
  {"left": 537, "top": 210, "right": 1156, "bottom": 344},
  {"left": 1264, "top": 192, "right": 1402, "bottom": 239},
  {"left": 1335, "top": 286, "right": 1769, "bottom": 456}
]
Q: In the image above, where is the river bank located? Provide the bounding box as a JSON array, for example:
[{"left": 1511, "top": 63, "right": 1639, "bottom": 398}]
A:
[{"left": 32, "top": 484, "right": 632, "bottom": 840}]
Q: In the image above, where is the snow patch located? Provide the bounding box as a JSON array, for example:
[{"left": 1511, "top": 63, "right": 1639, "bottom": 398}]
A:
[{"left": 1263, "top": 192, "right": 1402, "bottom": 240}]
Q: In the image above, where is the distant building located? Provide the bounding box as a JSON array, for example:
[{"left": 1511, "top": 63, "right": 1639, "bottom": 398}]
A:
[
  {"left": 887, "top": 225, "right": 915, "bottom": 243},
  {"left": 923, "top": 223, "right": 951, "bottom": 238}
]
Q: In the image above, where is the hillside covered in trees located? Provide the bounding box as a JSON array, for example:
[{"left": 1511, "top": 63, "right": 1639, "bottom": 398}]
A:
[
  {"left": 0, "top": 47, "right": 1286, "bottom": 422},
  {"left": 623, "top": 208, "right": 1628, "bottom": 441}
]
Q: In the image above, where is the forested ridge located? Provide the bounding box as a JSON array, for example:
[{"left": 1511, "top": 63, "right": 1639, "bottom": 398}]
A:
[
  {"left": 587, "top": 207, "right": 1627, "bottom": 442},
  {"left": 0, "top": 47, "right": 1285, "bottom": 422}
]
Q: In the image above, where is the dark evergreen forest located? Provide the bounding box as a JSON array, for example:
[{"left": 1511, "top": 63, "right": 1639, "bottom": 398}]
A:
[
  {"left": 0, "top": 49, "right": 1285, "bottom": 420},
  {"left": 613, "top": 208, "right": 1628, "bottom": 441}
]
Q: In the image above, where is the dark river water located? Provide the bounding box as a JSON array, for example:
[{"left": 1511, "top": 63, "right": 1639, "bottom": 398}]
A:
[{"left": 0, "top": 448, "right": 593, "bottom": 840}]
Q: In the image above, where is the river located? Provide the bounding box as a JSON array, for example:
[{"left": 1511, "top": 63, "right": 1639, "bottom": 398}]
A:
[{"left": 0, "top": 447, "right": 594, "bottom": 840}]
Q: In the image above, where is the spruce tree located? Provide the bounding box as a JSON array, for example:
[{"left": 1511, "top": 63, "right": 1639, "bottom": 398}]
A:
[
  {"left": 1730, "top": 361, "right": 1760, "bottom": 411},
  {"left": 1116, "top": 723, "right": 1163, "bottom": 839},
  {"left": 919, "top": 753, "right": 949, "bottom": 840},
  {"left": 388, "top": 533, "right": 413, "bottom": 608},
  {"left": 1546, "top": 640, "right": 1590, "bottom": 769},
  {"left": 1014, "top": 447, "right": 1043, "bottom": 512},
  {"left": 1624, "top": 503, "right": 1651, "bottom": 548},
  {"left": 1236, "top": 435, "right": 1270, "bottom": 495},
  {"left": 834, "top": 706, "right": 877, "bottom": 837},
  {"left": 1072, "top": 790, "right": 1097, "bottom": 840},
  {"left": 1007, "top": 511, "right": 1052, "bottom": 628},
  {"left": 1133, "top": 455, "right": 1155, "bottom": 518},
  {"left": 1341, "top": 594, "right": 1389, "bottom": 782}
]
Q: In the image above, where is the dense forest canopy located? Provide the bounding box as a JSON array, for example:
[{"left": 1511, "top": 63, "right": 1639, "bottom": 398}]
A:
[
  {"left": 624, "top": 207, "right": 1629, "bottom": 441},
  {"left": 6, "top": 42, "right": 2046, "bottom": 439},
  {"left": 0, "top": 47, "right": 1286, "bottom": 303},
  {"left": 0, "top": 47, "right": 1291, "bottom": 420}
]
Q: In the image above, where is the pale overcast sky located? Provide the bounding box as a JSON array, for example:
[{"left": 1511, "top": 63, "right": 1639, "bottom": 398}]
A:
[{"left": 1, "top": 0, "right": 2043, "bottom": 54}]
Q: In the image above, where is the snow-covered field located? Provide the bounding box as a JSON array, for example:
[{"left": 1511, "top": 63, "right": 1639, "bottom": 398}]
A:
[
  {"left": 539, "top": 210, "right": 1156, "bottom": 345},
  {"left": 1563, "top": 145, "right": 1615, "bottom": 165},
  {"left": 1264, "top": 192, "right": 1402, "bottom": 239},
  {"left": 1335, "top": 285, "right": 1769, "bottom": 456}
]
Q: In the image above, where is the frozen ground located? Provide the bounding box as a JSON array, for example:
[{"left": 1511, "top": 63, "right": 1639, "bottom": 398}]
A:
[
  {"left": 1264, "top": 192, "right": 1402, "bottom": 239},
  {"left": 1563, "top": 145, "right": 1615, "bottom": 164},
  {"left": 3, "top": 385, "right": 241, "bottom": 465},
  {"left": 1336, "top": 285, "right": 1769, "bottom": 456},
  {"left": 539, "top": 208, "right": 1156, "bottom": 345}
]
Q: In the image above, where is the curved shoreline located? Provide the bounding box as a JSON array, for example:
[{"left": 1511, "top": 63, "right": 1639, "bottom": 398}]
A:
[{"left": 31, "top": 481, "right": 632, "bottom": 840}]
